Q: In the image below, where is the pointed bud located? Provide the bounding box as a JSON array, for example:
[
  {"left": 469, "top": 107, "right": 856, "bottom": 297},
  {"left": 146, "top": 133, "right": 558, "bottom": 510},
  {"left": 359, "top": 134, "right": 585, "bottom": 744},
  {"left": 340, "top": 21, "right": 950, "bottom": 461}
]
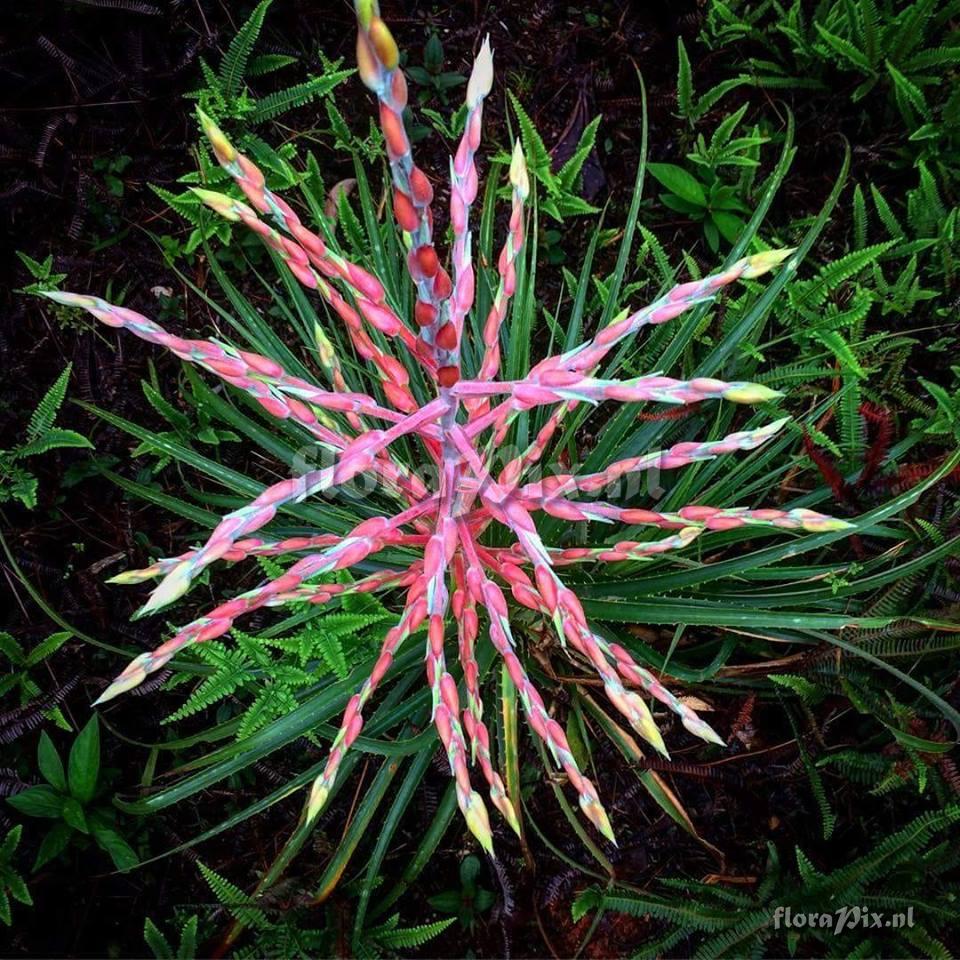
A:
[
  {"left": 509, "top": 140, "right": 529, "bottom": 199},
  {"left": 722, "top": 382, "right": 783, "bottom": 405},
  {"left": 355, "top": 0, "right": 377, "bottom": 30},
  {"left": 633, "top": 700, "right": 669, "bottom": 758},
  {"left": 105, "top": 567, "right": 158, "bottom": 585},
  {"left": 682, "top": 715, "right": 726, "bottom": 746},
  {"left": 740, "top": 247, "right": 796, "bottom": 278},
  {"left": 797, "top": 512, "right": 855, "bottom": 532},
  {"left": 464, "top": 791, "right": 495, "bottom": 855},
  {"left": 313, "top": 322, "right": 336, "bottom": 368},
  {"left": 580, "top": 795, "right": 617, "bottom": 845},
  {"left": 197, "top": 109, "right": 237, "bottom": 164},
  {"left": 41, "top": 291, "right": 99, "bottom": 310},
  {"left": 499, "top": 795, "right": 522, "bottom": 837},
  {"left": 306, "top": 778, "right": 330, "bottom": 823},
  {"left": 92, "top": 656, "right": 150, "bottom": 704},
  {"left": 466, "top": 36, "right": 494, "bottom": 108},
  {"left": 138, "top": 562, "right": 194, "bottom": 615},
  {"left": 190, "top": 188, "right": 242, "bottom": 222}
]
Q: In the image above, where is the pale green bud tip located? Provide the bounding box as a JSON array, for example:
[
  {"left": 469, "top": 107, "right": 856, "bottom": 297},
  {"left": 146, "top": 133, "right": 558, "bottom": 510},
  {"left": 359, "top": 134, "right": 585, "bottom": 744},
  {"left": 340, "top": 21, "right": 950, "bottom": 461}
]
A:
[
  {"left": 509, "top": 140, "right": 529, "bottom": 198},
  {"left": 606, "top": 306, "right": 630, "bottom": 329},
  {"left": 502, "top": 798, "right": 522, "bottom": 837},
  {"left": 803, "top": 516, "right": 855, "bottom": 532},
  {"left": 313, "top": 323, "right": 335, "bottom": 366},
  {"left": 466, "top": 36, "right": 494, "bottom": 108},
  {"left": 105, "top": 569, "right": 153, "bottom": 585},
  {"left": 683, "top": 715, "right": 726, "bottom": 746},
  {"left": 190, "top": 188, "right": 242, "bottom": 221},
  {"left": 355, "top": 0, "right": 378, "bottom": 29},
  {"left": 741, "top": 247, "right": 796, "bottom": 279},
  {"left": 93, "top": 667, "right": 145, "bottom": 705},
  {"left": 305, "top": 780, "right": 330, "bottom": 823},
  {"left": 581, "top": 797, "right": 617, "bottom": 845},
  {"left": 639, "top": 718, "right": 670, "bottom": 759},
  {"left": 197, "top": 109, "right": 236, "bottom": 163},
  {"left": 722, "top": 382, "right": 783, "bottom": 405},
  {"left": 465, "top": 792, "right": 494, "bottom": 855},
  {"left": 42, "top": 291, "right": 98, "bottom": 309},
  {"left": 138, "top": 563, "right": 192, "bottom": 616}
]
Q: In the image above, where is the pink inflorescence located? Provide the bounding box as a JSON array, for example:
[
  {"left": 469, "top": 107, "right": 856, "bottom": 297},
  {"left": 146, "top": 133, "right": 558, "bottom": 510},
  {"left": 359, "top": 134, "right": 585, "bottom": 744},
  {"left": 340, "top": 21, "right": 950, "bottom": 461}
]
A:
[{"left": 43, "top": 0, "right": 851, "bottom": 852}]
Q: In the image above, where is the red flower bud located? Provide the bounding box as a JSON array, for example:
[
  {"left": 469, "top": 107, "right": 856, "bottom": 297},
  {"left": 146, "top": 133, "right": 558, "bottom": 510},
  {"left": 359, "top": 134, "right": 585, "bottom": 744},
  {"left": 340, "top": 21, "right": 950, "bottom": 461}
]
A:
[
  {"left": 436, "top": 323, "right": 458, "bottom": 350},
  {"left": 437, "top": 365, "right": 460, "bottom": 388}
]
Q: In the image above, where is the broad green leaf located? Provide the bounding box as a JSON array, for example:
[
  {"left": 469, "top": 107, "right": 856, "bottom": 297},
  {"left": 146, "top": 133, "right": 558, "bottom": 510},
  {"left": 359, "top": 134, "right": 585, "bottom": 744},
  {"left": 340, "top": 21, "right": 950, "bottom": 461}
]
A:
[
  {"left": 67, "top": 715, "right": 100, "bottom": 805},
  {"left": 37, "top": 733, "right": 66, "bottom": 792},
  {"left": 647, "top": 163, "right": 707, "bottom": 207},
  {"left": 7, "top": 786, "right": 63, "bottom": 819}
]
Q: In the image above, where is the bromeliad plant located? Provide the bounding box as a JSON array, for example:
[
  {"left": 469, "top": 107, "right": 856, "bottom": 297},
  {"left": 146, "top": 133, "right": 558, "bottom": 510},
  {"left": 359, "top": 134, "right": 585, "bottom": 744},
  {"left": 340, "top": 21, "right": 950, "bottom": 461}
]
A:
[{"left": 42, "top": 1, "right": 855, "bottom": 853}]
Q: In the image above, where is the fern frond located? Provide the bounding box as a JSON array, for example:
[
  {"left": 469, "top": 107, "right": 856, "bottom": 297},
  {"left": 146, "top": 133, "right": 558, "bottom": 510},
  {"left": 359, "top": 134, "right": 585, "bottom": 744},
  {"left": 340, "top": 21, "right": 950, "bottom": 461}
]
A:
[
  {"left": 369, "top": 915, "right": 456, "bottom": 949},
  {"left": 823, "top": 806, "right": 960, "bottom": 895},
  {"left": 248, "top": 71, "right": 353, "bottom": 124},
  {"left": 27, "top": 365, "right": 72, "bottom": 441},
  {"left": 15, "top": 429, "right": 92, "bottom": 460},
  {"left": 197, "top": 861, "right": 272, "bottom": 930},
  {"left": 163, "top": 643, "right": 255, "bottom": 722},
  {"left": 219, "top": 0, "right": 272, "bottom": 99}
]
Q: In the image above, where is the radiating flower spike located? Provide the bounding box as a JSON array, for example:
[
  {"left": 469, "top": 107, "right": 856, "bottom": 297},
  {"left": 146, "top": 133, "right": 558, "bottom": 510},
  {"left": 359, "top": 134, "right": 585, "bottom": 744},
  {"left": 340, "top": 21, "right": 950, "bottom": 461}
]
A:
[{"left": 60, "top": 5, "right": 858, "bottom": 856}]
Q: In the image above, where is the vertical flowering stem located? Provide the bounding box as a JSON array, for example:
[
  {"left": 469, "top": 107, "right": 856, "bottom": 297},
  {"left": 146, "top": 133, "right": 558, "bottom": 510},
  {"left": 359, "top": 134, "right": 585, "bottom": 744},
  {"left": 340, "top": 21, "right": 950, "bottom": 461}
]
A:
[
  {"left": 467, "top": 140, "right": 529, "bottom": 420},
  {"left": 355, "top": 0, "right": 449, "bottom": 365},
  {"left": 433, "top": 37, "right": 493, "bottom": 382}
]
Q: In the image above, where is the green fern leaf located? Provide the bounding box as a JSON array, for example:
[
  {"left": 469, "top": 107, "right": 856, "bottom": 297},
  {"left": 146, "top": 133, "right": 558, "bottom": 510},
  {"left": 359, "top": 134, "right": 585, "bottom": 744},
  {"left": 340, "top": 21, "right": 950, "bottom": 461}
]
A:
[
  {"left": 163, "top": 643, "right": 254, "bottom": 722},
  {"left": 197, "top": 861, "right": 272, "bottom": 930},
  {"left": 219, "top": 0, "right": 273, "bottom": 99},
  {"left": 508, "top": 91, "right": 553, "bottom": 182},
  {"left": 144, "top": 918, "right": 173, "bottom": 959},
  {"left": 814, "top": 23, "right": 871, "bottom": 71},
  {"left": 371, "top": 915, "right": 456, "bottom": 949},
  {"left": 142, "top": 381, "right": 191, "bottom": 432},
  {"left": 768, "top": 674, "right": 824, "bottom": 703},
  {"left": 27, "top": 365, "right": 72, "bottom": 442},
  {"left": 248, "top": 71, "right": 353, "bottom": 124},
  {"left": 557, "top": 115, "right": 602, "bottom": 193},
  {"left": 15, "top": 429, "right": 93, "bottom": 460}
]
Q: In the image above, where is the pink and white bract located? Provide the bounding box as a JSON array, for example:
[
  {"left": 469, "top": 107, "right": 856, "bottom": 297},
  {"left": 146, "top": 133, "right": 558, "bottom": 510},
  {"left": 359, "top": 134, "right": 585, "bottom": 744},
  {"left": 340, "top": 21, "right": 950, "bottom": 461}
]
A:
[{"left": 45, "top": 0, "right": 851, "bottom": 852}]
